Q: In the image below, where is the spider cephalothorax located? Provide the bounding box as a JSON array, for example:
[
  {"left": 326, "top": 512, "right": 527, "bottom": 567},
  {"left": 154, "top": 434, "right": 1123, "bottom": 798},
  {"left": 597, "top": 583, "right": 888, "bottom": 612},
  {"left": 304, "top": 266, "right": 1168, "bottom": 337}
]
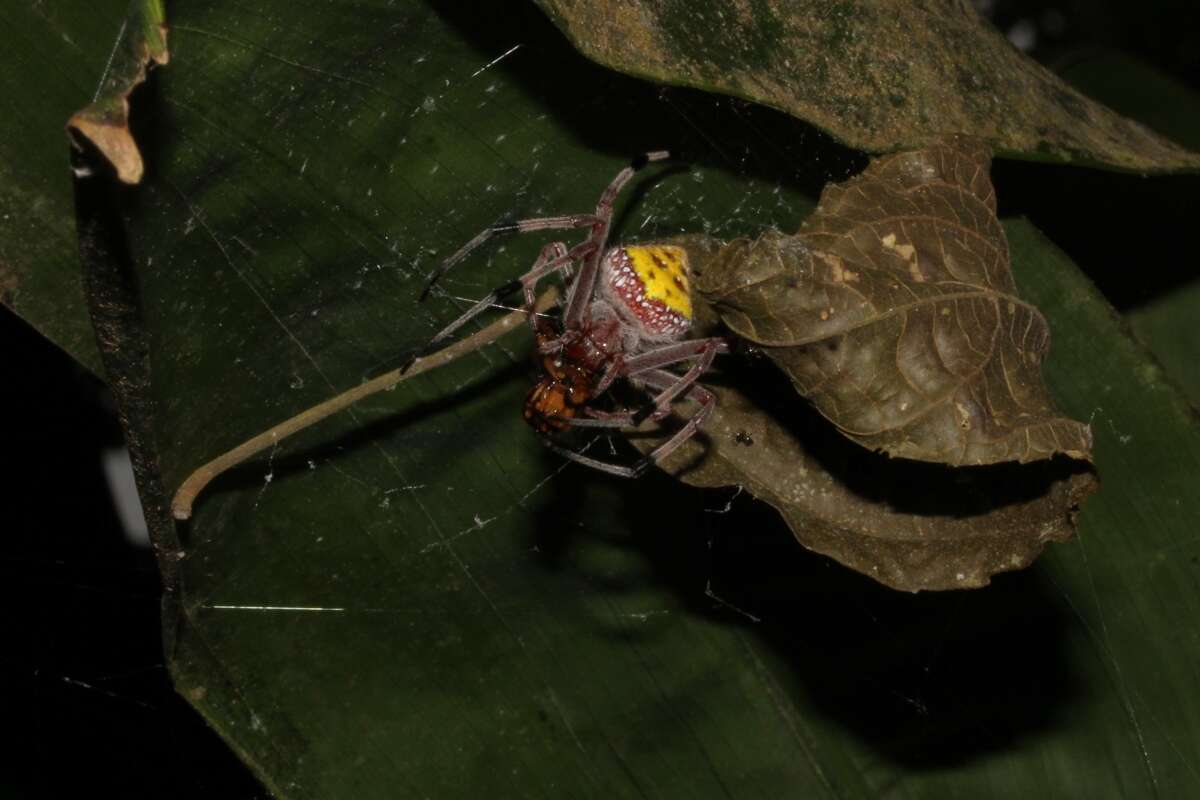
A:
[
  {"left": 409, "top": 153, "right": 730, "bottom": 477},
  {"left": 523, "top": 326, "right": 597, "bottom": 434}
]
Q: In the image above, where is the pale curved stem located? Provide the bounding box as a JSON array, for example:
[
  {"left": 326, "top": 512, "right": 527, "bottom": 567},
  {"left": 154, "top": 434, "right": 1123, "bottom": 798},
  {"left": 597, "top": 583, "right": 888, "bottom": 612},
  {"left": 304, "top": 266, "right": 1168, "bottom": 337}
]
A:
[{"left": 170, "top": 287, "right": 560, "bottom": 520}]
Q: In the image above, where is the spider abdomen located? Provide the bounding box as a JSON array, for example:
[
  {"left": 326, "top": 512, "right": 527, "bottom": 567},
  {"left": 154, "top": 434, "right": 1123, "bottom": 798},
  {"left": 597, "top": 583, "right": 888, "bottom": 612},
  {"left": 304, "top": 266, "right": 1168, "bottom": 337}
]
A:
[{"left": 599, "top": 245, "right": 692, "bottom": 342}]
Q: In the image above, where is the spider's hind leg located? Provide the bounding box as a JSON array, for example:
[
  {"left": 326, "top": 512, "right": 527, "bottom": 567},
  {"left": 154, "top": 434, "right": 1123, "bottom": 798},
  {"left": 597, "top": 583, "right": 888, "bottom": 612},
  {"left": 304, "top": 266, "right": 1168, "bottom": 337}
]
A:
[
  {"left": 546, "top": 367, "right": 717, "bottom": 477},
  {"left": 633, "top": 369, "right": 718, "bottom": 468},
  {"left": 622, "top": 337, "right": 730, "bottom": 424},
  {"left": 539, "top": 435, "right": 652, "bottom": 479}
]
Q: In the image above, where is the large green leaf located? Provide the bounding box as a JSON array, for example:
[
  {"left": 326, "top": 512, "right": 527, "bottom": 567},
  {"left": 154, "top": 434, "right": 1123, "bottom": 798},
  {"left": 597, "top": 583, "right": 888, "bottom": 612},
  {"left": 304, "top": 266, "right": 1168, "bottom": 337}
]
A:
[
  {"left": 534, "top": 0, "right": 1200, "bottom": 172},
  {"left": 1052, "top": 51, "right": 1200, "bottom": 405},
  {"left": 61, "top": 2, "right": 1200, "bottom": 798}
]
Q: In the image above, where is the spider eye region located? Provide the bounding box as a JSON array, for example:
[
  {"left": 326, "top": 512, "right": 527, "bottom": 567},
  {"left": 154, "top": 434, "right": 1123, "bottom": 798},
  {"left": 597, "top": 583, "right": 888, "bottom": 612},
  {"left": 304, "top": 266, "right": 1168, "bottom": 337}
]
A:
[{"left": 602, "top": 245, "right": 693, "bottom": 340}]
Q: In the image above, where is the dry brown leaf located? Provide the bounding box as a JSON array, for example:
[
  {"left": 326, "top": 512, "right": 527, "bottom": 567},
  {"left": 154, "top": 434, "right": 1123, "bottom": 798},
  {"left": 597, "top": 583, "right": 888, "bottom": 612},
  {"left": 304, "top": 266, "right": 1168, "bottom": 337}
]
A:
[
  {"left": 691, "top": 138, "right": 1093, "bottom": 465},
  {"left": 630, "top": 363, "right": 1095, "bottom": 592},
  {"left": 626, "top": 138, "right": 1095, "bottom": 590}
]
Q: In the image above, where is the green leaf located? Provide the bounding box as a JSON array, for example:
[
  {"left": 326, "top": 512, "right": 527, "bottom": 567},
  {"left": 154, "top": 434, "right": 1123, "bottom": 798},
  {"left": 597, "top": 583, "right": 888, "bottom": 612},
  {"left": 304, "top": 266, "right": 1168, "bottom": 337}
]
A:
[
  {"left": 1052, "top": 51, "right": 1200, "bottom": 406},
  {"left": 1128, "top": 280, "right": 1200, "bottom": 404},
  {"left": 61, "top": 2, "right": 1200, "bottom": 798},
  {"left": 534, "top": 0, "right": 1200, "bottom": 173},
  {"left": 0, "top": 0, "right": 134, "bottom": 372}
]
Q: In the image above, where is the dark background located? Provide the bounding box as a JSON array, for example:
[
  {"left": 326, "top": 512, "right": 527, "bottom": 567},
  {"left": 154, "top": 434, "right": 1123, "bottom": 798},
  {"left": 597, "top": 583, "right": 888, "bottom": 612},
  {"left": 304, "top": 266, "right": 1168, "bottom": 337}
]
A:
[{"left": 2, "top": 1, "right": 1196, "bottom": 797}]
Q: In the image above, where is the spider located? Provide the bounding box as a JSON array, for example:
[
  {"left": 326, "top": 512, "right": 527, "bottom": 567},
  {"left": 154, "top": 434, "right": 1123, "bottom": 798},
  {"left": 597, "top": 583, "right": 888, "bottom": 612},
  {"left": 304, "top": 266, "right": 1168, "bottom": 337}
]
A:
[{"left": 407, "top": 152, "right": 731, "bottom": 477}]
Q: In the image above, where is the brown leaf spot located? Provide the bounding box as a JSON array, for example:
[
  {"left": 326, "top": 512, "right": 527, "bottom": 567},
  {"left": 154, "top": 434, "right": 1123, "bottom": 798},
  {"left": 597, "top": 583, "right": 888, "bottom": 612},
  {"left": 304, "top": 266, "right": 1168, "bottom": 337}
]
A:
[
  {"left": 817, "top": 251, "right": 859, "bottom": 283},
  {"left": 881, "top": 232, "right": 925, "bottom": 282}
]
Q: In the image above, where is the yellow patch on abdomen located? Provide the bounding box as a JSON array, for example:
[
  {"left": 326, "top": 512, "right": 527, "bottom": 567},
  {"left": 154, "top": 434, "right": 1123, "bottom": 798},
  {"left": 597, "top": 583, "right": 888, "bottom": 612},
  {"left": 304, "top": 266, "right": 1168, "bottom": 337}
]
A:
[{"left": 625, "top": 245, "right": 692, "bottom": 320}]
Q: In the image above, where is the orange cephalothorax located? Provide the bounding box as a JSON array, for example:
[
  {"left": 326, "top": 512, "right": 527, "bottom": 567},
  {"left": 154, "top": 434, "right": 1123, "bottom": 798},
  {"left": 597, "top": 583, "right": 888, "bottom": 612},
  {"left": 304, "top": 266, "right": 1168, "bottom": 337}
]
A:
[{"left": 523, "top": 353, "right": 595, "bottom": 433}]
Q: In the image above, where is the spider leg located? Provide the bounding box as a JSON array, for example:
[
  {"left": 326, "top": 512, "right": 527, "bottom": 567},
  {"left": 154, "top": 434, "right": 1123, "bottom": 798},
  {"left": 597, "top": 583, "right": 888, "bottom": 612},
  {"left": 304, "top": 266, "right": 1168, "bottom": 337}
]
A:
[
  {"left": 420, "top": 214, "right": 600, "bottom": 300},
  {"left": 620, "top": 337, "right": 731, "bottom": 424},
  {"left": 564, "top": 348, "right": 719, "bottom": 429},
  {"left": 560, "top": 151, "right": 670, "bottom": 330},
  {"left": 592, "top": 356, "right": 625, "bottom": 396},
  {"left": 518, "top": 242, "right": 568, "bottom": 329},
  {"left": 399, "top": 241, "right": 593, "bottom": 374},
  {"left": 566, "top": 338, "right": 716, "bottom": 422},
  {"left": 633, "top": 368, "right": 718, "bottom": 468},
  {"left": 542, "top": 367, "right": 716, "bottom": 477},
  {"left": 628, "top": 338, "right": 728, "bottom": 425},
  {"left": 564, "top": 337, "right": 729, "bottom": 427},
  {"left": 540, "top": 437, "right": 650, "bottom": 479},
  {"left": 421, "top": 149, "right": 668, "bottom": 301}
]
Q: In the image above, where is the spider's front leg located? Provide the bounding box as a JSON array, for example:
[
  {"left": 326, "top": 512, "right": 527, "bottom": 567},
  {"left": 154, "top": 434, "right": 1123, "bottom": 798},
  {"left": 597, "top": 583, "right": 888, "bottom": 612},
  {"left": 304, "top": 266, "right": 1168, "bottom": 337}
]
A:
[
  {"left": 406, "top": 151, "right": 671, "bottom": 373},
  {"left": 419, "top": 151, "right": 669, "bottom": 302},
  {"left": 420, "top": 215, "right": 599, "bottom": 301},
  {"left": 400, "top": 241, "right": 593, "bottom": 373}
]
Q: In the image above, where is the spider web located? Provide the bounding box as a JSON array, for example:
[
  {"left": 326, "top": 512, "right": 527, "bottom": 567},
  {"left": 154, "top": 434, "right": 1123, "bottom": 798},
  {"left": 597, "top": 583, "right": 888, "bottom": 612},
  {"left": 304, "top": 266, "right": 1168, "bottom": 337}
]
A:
[{"left": 43, "top": 0, "right": 1200, "bottom": 797}]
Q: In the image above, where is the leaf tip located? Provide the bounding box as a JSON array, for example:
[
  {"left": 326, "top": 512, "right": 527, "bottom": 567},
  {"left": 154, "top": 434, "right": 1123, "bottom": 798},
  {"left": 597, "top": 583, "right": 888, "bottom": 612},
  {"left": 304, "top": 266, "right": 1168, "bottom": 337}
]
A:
[{"left": 65, "top": 5, "right": 169, "bottom": 185}]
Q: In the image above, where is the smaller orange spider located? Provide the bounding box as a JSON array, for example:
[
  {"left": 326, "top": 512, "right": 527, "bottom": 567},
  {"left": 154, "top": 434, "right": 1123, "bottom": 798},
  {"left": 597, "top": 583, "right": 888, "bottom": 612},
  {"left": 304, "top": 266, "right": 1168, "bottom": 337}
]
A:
[{"left": 409, "top": 152, "right": 730, "bottom": 477}]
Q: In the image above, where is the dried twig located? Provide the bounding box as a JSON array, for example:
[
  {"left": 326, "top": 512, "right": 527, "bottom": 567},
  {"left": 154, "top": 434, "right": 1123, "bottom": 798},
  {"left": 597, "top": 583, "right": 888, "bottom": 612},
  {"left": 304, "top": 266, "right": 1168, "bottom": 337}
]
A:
[{"left": 170, "top": 287, "right": 559, "bottom": 520}]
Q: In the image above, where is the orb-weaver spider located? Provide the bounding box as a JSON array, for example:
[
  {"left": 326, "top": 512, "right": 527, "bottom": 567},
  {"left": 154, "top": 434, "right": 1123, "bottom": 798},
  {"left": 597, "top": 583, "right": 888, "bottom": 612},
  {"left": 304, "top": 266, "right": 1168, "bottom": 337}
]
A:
[{"left": 408, "top": 152, "right": 731, "bottom": 477}]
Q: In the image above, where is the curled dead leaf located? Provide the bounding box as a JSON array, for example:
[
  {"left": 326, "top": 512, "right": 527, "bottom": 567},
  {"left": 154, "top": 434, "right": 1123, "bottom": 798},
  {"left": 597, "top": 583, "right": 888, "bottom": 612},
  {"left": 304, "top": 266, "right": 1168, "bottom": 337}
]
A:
[
  {"left": 629, "top": 362, "right": 1096, "bottom": 592},
  {"left": 624, "top": 137, "right": 1096, "bottom": 590},
  {"left": 687, "top": 137, "right": 1093, "bottom": 466}
]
